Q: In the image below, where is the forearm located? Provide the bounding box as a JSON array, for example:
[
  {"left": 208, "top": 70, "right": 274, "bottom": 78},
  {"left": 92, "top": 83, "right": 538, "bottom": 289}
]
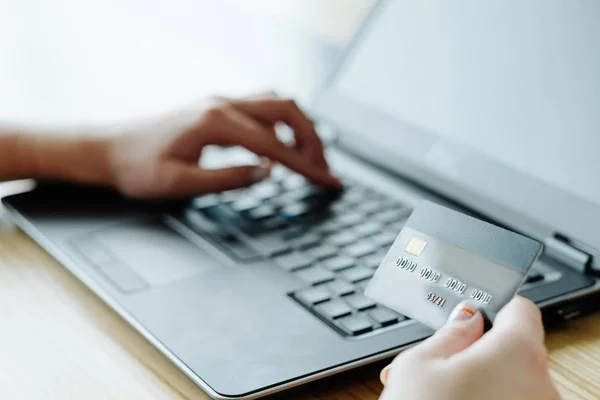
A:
[{"left": 0, "top": 127, "right": 114, "bottom": 186}]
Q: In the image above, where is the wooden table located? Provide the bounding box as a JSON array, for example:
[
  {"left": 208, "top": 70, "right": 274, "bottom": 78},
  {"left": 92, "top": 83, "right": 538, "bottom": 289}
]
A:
[{"left": 2, "top": 1, "right": 600, "bottom": 399}]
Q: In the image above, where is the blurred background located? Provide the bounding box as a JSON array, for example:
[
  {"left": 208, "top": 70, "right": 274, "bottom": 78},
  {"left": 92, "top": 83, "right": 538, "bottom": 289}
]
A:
[{"left": 0, "top": 0, "right": 371, "bottom": 125}]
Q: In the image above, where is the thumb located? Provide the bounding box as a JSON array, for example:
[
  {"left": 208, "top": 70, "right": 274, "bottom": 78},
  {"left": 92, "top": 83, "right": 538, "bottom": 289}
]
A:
[
  {"left": 159, "top": 162, "right": 271, "bottom": 198},
  {"left": 416, "top": 299, "right": 484, "bottom": 359},
  {"left": 380, "top": 299, "right": 485, "bottom": 386}
]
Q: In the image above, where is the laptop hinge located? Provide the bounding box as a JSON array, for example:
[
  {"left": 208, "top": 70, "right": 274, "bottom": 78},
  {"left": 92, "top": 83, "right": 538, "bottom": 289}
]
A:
[{"left": 545, "top": 234, "right": 593, "bottom": 274}]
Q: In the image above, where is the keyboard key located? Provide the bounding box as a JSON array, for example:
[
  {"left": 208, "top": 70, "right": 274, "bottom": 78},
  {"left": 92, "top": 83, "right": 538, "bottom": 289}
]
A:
[
  {"left": 295, "top": 266, "right": 335, "bottom": 286},
  {"left": 525, "top": 272, "right": 544, "bottom": 284},
  {"left": 248, "top": 233, "right": 290, "bottom": 256},
  {"left": 220, "top": 189, "right": 245, "bottom": 203},
  {"left": 338, "top": 315, "right": 373, "bottom": 335},
  {"left": 180, "top": 210, "right": 260, "bottom": 260},
  {"left": 336, "top": 212, "right": 364, "bottom": 228},
  {"left": 371, "top": 231, "right": 398, "bottom": 248},
  {"left": 329, "top": 201, "right": 349, "bottom": 214},
  {"left": 367, "top": 190, "right": 386, "bottom": 202},
  {"left": 252, "top": 181, "right": 281, "bottom": 200},
  {"left": 231, "top": 197, "right": 262, "bottom": 213},
  {"left": 306, "top": 244, "right": 338, "bottom": 260},
  {"left": 363, "top": 252, "right": 386, "bottom": 269},
  {"left": 272, "top": 191, "right": 302, "bottom": 206},
  {"left": 315, "top": 300, "right": 353, "bottom": 319},
  {"left": 373, "top": 208, "right": 411, "bottom": 224},
  {"left": 291, "top": 233, "right": 322, "bottom": 250},
  {"left": 327, "top": 280, "right": 356, "bottom": 296},
  {"left": 315, "top": 220, "right": 341, "bottom": 235},
  {"left": 274, "top": 252, "right": 313, "bottom": 271},
  {"left": 282, "top": 174, "right": 307, "bottom": 190},
  {"left": 260, "top": 217, "right": 288, "bottom": 231},
  {"left": 281, "top": 202, "right": 312, "bottom": 220},
  {"left": 271, "top": 165, "right": 289, "bottom": 183},
  {"left": 345, "top": 242, "right": 377, "bottom": 258},
  {"left": 341, "top": 187, "right": 368, "bottom": 206},
  {"left": 341, "top": 266, "right": 374, "bottom": 283},
  {"left": 344, "top": 293, "right": 376, "bottom": 311},
  {"left": 288, "top": 186, "right": 323, "bottom": 202},
  {"left": 389, "top": 220, "right": 408, "bottom": 232},
  {"left": 329, "top": 231, "right": 359, "bottom": 247},
  {"left": 354, "top": 221, "right": 383, "bottom": 238},
  {"left": 200, "top": 203, "right": 242, "bottom": 223},
  {"left": 368, "top": 307, "right": 401, "bottom": 326},
  {"left": 356, "top": 200, "right": 386, "bottom": 215},
  {"left": 191, "top": 194, "right": 220, "bottom": 210},
  {"left": 323, "top": 256, "right": 357, "bottom": 272},
  {"left": 247, "top": 205, "right": 277, "bottom": 221},
  {"left": 282, "top": 225, "right": 306, "bottom": 239},
  {"left": 384, "top": 201, "right": 409, "bottom": 212},
  {"left": 356, "top": 280, "right": 371, "bottom": 292},
  {"left": 295, "top": 287, "right": 331, "bottom": 305}
]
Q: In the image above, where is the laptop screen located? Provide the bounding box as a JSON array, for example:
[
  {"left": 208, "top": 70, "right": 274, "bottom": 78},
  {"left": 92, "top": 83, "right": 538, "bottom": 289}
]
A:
[
  {"left": 315, "top": 0, "right": 600, "bottom": 247},
  {"left": 334, "top": 0, "right": 600, "bottom": 207}
]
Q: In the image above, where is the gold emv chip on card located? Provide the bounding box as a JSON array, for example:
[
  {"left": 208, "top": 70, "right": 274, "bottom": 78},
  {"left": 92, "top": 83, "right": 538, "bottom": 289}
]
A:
[{"left": 405, "top": 237, "right": 427, "bottom": 257}]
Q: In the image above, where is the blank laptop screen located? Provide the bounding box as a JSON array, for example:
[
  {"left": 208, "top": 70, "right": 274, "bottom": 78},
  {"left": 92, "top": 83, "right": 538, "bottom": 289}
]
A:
[{"left": 333, "top": 0, "right": 600, "bottom": 206}]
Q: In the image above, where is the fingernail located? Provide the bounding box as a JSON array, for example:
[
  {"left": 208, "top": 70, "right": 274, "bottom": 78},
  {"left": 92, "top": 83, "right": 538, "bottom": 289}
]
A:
[
  {"left": 251, "top": 166, "right": 270, "bottom": 182},
  {"left": 259, "top": 157, "right": 273, "bottom": 170},
  {"left": 448, "top": 299, "right": 479, "bottom": 322},
  {"left": 380, "top": 364, "right": 391, "bottom": 386}
]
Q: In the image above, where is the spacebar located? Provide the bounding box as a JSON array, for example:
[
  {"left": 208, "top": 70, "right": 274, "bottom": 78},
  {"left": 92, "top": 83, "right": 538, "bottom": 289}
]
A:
[{"left": 241, "top": 232, "right": 291, "bottom": 257}]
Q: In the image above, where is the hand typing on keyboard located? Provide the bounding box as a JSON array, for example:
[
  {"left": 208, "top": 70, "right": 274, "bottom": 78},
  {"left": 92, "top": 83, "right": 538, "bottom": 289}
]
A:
[
  {"left": 1, "top": 93, "right": 341, "bottom": 197},
  {"left": 108, "top": 94, "right": 341, "bottom": 199}
]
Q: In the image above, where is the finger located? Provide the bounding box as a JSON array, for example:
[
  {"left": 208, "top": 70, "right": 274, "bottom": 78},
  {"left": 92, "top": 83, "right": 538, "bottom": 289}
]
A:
[
  {"left": 548, "top": 382, "right": 562, "bottom": 400},
  {"left": 153, "top": 162, "right": 271, "bottom": 198},
  {"left": 242, "top": 91, "right": 279, "bottom": 101},
  {"left": 264, "top": 122, "right": 277, "bottom": 138},
  {"left": 236, "top": 92, "right": 314, "bottom": 150},
  {"left": 225, "top": 97, "right": 330, "bottom": 170},
  {"left": 489, "top": 296, "right": 544, "bottom": 342},
  {"left": 227, "top": 95, "right": 330, "bottom": 170},
  {"left": 380, "top": 364, "right": 392, "bottom": 386},
  {"left": 415, "top": 299, "right": 484, "bottom": 359},
  {"left": 238, "top": 93, "right": 309, "bottom": 145},
  {"left": 199, "top": 106, "right": 342, "bottom": 187},
  {"left": 451, "top": 296, "right": 545, "bottom": 367}
]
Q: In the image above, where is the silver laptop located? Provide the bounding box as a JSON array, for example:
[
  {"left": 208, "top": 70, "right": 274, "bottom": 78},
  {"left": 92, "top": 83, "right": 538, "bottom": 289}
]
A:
[{"left": 3, "top": 0, "right": 600, "bottom": 398}]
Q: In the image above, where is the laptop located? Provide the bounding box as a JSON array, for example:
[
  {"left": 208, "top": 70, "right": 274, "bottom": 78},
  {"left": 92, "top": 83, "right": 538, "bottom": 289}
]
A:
[{"left": 3, "top": 0, "right": 600, "bottom": 398}]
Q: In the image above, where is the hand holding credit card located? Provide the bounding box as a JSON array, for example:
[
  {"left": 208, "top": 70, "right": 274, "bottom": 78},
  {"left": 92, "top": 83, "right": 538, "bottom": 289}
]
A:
[{"left": 365, "top": 201, "right": 543, "bottom": 330}]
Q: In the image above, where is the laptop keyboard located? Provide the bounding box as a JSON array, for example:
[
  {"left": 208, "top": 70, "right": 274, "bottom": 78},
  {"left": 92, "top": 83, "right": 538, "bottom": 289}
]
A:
[{"left": 180, "top": 167, "right": 547, "bottom": 337}]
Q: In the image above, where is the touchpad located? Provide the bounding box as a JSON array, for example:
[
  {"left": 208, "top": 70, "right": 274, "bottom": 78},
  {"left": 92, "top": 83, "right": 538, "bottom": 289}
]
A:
[{"left": 72, "top": 219, "right": 225, "bottom": 292}]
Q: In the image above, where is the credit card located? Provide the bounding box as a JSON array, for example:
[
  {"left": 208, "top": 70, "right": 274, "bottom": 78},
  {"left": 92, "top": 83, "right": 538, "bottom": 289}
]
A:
[{"left": 365, "top": 201, "right": 543, "bottom": 330}]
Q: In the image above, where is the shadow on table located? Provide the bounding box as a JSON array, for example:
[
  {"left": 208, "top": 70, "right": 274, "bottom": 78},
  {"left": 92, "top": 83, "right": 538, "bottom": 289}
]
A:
[{"left": 265, "top": 359, "right": 388, "bottom": 400}]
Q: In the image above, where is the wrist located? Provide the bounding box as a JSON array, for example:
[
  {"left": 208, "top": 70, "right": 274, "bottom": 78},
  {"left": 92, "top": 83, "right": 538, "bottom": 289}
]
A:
[{"left": 24, "top": 133, "right": 116, "bottom": 187}]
